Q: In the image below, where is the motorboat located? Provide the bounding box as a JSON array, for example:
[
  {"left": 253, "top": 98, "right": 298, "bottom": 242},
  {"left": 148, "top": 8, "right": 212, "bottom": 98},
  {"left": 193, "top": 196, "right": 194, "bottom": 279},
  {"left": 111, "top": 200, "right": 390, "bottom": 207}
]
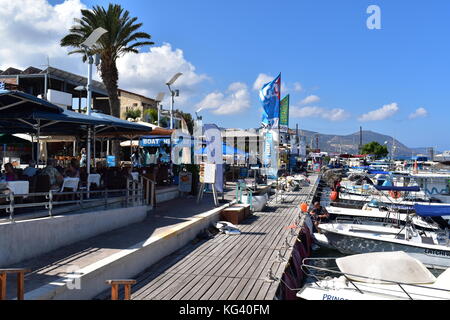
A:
[
  {"left": 317, "top": 220, "right": 450, "bottom": 269},
  {"left": 297, "top": 251, "right": 450, "bottom": 300},
  {"left": 326, "top": 204, "right": 439, "bottom": 231}
]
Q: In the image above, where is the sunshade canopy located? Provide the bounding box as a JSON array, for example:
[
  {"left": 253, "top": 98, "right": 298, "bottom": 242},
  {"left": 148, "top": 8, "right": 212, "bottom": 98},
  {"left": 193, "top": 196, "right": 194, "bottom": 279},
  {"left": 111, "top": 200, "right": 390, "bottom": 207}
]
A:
[{"left": 0, "top": 90, "right": 63, "bottom": 114}]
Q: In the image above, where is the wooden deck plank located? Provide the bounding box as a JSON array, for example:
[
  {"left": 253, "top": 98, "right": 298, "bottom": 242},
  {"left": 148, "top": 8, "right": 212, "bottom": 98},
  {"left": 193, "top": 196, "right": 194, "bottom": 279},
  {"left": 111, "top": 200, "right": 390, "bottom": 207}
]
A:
[{"left": 128, "top": 176, "right": 320, "bottom": 300}]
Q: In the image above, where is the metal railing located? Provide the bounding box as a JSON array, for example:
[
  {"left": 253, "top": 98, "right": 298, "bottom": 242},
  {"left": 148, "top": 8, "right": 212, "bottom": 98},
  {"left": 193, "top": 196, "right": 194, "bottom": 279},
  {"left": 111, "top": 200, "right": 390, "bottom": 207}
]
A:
[{"left": 0, "top": 178, "right": 144, "bottom": 222}]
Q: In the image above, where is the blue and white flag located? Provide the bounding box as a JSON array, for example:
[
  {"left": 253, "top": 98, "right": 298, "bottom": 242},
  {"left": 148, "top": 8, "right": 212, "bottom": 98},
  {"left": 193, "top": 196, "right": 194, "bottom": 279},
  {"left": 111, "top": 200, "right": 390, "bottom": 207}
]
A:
[
  {"left": 260, "top": 73, "right": 281, "bottom": 128},
  {"left": 0, "top": 82, "right": 5, "bottom": 90}
]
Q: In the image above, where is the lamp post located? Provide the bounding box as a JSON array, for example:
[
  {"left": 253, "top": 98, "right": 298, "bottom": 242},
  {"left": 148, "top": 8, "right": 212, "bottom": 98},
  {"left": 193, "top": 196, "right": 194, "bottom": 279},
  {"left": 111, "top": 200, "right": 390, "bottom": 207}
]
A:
[
  {"left": 154, "top": 92, "right": 165, "bottom": 127},
  {"left": 80, "top": 27, "right": 108, "bottom": 175},
  {"left": 166, "top": 73, "right": 183, "bottom": 129}
]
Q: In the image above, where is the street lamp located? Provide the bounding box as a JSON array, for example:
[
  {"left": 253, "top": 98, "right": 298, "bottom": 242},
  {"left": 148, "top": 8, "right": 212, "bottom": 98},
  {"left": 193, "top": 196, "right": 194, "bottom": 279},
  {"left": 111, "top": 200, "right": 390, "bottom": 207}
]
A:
[
  {"left": 80, "top": 27, "right": 108, "bottom": 175},
  {"left": 154, "top": 92, "right": 165, "bottom": 127},
  {"left": 166, "top": 73, "right": 183, "bottom": 129}
]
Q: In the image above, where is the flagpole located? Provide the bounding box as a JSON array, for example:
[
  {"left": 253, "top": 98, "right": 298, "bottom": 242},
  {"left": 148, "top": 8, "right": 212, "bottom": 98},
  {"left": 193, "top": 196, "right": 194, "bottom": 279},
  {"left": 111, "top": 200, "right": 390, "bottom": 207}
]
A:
[{"left": 276, "top": 73, "right": 281, "bottom": 203}]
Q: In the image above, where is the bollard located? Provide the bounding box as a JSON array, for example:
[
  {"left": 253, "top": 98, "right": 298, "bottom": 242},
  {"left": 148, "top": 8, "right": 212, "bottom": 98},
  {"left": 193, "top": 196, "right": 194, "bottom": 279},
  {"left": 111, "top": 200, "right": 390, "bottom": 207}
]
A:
[
  {"left": 0, "top": 269, "right": 30, "bottom": 300},
  {"left": 106, "top": 279, "right": 137, "bottom": 300}
]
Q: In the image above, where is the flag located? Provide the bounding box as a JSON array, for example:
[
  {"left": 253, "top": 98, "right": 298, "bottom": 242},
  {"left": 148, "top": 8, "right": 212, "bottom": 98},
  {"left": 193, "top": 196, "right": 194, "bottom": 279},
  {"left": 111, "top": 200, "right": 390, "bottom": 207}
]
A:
[
  {"left": 260, "top": 73, "right": 281, "bottom": 128},
  {"left": 279, "top": 95, "right": 290, "bottom": 133},
  {"left": 0, "top": 82, "right": 5, "bottom": 90}
]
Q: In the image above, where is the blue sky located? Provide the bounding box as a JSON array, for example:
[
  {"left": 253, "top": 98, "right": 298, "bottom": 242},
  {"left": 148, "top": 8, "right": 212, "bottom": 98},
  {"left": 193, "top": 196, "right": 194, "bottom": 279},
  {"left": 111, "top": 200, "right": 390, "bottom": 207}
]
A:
[{"left": 47, "top": 0, "right": 450, "bottom": 150}]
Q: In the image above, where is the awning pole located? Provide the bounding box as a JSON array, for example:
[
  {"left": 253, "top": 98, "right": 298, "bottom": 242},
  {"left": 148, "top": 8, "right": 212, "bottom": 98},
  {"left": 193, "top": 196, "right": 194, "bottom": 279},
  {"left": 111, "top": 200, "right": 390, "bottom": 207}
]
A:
[
  {"left": 93, "top": 129, "right": 96, "bottom": 170},
  {"left": 37, "top": 120, "right": 41, "bottom": 166},
  {"left": 31, "top": 134, "right": 35, "bottom": 162},
  {"left": 87, "top": 126, "right": 91, "bottom": 175}
]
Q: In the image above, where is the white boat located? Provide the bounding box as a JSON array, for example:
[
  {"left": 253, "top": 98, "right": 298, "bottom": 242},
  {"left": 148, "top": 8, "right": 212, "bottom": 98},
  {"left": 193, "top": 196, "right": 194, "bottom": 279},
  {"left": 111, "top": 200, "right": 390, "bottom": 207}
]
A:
[
  {"left": 318, "top": 222, "right": 450, "bottom": 268},
  {"left": 326, "top": 205, "right": 439, "bottom": 231},
  {"left": 297, "top": 251, "right": 450, "bottom": 300},
  {"left": 410, "top": 172, "right": 450, "bottom": 204}
]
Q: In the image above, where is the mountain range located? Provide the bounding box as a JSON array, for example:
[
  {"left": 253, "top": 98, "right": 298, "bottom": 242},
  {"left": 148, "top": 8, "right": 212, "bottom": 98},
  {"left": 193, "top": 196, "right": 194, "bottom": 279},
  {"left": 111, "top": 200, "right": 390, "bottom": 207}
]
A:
[{"left": 298, "top": 129, "right": 437, "bottom": 157}]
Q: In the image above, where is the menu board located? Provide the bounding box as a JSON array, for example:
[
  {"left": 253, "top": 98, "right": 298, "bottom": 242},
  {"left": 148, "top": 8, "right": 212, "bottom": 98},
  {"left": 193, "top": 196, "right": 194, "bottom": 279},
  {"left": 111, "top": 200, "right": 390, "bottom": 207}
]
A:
[{"left": 199, "top": 163, "right": 216, "bottom": 184}]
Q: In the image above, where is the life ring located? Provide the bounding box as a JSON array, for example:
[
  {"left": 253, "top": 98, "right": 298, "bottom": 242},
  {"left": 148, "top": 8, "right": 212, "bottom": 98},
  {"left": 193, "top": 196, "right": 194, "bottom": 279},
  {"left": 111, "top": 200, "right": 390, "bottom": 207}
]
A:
[{"left": 389, "top": 190, "right": 402, "bottom": 199}]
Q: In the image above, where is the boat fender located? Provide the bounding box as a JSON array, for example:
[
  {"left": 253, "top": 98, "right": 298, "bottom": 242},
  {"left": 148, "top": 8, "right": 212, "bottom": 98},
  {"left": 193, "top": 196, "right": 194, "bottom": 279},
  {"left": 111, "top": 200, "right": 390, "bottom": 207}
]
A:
[{"left": 389, "top": 190, "right": 402, "bottom": 199}]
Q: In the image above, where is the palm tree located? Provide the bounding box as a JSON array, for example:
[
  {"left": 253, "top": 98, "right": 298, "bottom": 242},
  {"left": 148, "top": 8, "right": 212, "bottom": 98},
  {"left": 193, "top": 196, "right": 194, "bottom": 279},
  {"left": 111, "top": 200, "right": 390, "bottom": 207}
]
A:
[{"left": 60, "top": 4, "right": 154, "bottom": 118}]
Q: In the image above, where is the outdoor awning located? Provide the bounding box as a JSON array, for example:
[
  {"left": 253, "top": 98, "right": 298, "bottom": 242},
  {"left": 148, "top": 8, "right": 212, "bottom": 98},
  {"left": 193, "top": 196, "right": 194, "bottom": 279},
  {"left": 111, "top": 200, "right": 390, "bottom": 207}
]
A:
[
  {"left": 375, "top": 186, "right": 421, "bottom": 192},
  {"left": 0, "top": 90, "right": 63, "bottom": 114},
  {"left": 414, "top": 204, "right": 450, "bottom": 217},
  {"left": 0, "top": 108, "right": 150, "bottom": 136}
]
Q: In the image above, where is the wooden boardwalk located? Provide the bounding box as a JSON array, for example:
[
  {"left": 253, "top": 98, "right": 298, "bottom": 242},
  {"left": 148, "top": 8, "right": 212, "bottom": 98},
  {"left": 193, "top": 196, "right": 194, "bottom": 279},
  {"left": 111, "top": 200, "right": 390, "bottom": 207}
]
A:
[{"left": 99, "top": 175, "right": 319, "bottom": 300}]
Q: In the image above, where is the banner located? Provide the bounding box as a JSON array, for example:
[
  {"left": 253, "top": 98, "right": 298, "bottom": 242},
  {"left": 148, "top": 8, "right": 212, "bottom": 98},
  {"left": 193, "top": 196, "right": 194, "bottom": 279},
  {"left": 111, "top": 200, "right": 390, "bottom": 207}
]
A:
[
  {"left": 260, "top": 73, "right": 281, "bottom": 128},
  {"left": 262, "top": 129, "right": 279, "bottom": 179},
  {"left": 279, "top": 95, "right": 289, "bottom": 133}
]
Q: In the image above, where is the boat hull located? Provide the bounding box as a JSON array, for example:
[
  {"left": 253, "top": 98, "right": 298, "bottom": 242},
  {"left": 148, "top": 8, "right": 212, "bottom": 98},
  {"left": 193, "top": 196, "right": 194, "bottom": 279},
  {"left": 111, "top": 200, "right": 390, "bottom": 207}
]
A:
[{"left": 321, "top": 228, "right": 450, "bottom": 268}]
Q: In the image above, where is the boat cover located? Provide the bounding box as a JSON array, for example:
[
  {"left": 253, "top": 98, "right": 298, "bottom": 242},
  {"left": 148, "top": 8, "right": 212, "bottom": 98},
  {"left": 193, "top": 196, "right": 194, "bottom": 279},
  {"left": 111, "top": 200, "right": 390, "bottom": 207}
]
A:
[
  {"left": 375, "top": 186, "right": 421, "bottom": 192},
  {"left": 414, "top": 204, "right": 450, "bottom": 217},
  {"left": 336, "top": 251, "right": 436, "bottom": 284},
  {"left": 367, "top": 170, "right": 390, "bottom": 175}
]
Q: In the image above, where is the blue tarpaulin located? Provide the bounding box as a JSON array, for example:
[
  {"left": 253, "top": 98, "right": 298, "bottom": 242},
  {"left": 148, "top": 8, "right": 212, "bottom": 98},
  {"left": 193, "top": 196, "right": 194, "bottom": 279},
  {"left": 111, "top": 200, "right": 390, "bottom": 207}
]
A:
[
  {"left": 414, "top": 204, "right": 450, "bottom": 217},
  {"left": 375, "top": 186, "right": 421, "bottom": 192}
]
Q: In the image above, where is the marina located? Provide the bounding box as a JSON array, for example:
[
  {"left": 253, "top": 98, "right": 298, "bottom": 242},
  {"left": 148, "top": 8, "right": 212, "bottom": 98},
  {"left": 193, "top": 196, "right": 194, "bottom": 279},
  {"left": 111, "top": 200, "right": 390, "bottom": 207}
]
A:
[{"left": 1, "top": 1, "right": 450, "bottom": 309}]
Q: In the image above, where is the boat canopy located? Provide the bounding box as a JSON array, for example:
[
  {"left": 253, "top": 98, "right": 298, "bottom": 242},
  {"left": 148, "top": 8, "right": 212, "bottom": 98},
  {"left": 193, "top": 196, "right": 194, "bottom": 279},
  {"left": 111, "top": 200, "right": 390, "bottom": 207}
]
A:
[
  {"left": 367, "top": 170, "right": 390, "bottom": 175},
  {"left": 414, "top": 204, "right": 450, "bottom": 217},
  {"left": 374, "top": 185, "right": 421, "bottom": 192},
  {"left": 336, "top": 251, "right": 436, "bottom": 284}
]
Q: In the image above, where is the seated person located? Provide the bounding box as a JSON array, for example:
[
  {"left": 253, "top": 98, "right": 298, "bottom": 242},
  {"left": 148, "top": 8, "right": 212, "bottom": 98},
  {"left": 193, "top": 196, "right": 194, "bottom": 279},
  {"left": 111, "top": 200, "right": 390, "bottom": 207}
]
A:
[
  {"left": 309, "top": 201, "right": 330, "bottom": 232},
  {"left": 40, "top": 158, "right": 64, "bottom": 190},
  {"left": 65, "top": 158, "right": 80, "bottom": 178},
  {"left": 4, "top": 163, "right": 18, "bottom": 181},
  {"left": 23, "top": 160, "right": 38, "bottom": 177}
]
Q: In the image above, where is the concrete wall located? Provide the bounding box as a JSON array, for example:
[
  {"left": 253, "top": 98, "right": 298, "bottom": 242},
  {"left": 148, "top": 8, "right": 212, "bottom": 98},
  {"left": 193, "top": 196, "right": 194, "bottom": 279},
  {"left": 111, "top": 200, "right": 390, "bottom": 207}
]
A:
[
  {"left": 156, "top": 187, "right": 180, "bottom": 204},
  {"left": 0, "top": 205, "right": 148, "bottom": 267},
  {"left": 25, "top": 202, "right": 232, "bottom": 300}
]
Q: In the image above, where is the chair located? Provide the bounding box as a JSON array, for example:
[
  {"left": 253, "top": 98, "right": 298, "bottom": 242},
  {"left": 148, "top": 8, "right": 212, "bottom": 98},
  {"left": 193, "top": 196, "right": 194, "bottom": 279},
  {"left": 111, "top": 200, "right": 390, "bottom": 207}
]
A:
[{"left": 60, "top": 178, "right": 79, "bottom": 192}]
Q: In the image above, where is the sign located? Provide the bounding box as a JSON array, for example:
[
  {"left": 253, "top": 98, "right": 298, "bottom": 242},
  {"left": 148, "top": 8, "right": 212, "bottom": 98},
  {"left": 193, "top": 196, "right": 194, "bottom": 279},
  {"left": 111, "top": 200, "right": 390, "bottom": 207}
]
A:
[
  {"left": 140, "top": 136, "right": 171, "bottom": 147},
  {"left": 263, "top": 131, "right": 273, "bottom": 166},
  {"left": 262, "top": 130, "right": 279, "bottom": 179},
  {"left": 200, "top": 163, "right": 216, "bottom": 184},
  {"left": 279, "top": 95, "right": 289, "bottom": 133},
  {"left": 178, "top": 171, "right": 192, "bottom": 193},
  {"left": 107, "top": 155, "right": 116, "bottom": 167}
]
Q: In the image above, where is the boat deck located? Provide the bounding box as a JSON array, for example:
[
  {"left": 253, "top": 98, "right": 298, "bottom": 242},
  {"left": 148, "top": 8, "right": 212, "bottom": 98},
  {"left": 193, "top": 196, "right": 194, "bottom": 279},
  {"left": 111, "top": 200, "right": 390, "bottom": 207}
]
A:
[{"left": 96, "top": 174, "right": 320, "bottom": 300}]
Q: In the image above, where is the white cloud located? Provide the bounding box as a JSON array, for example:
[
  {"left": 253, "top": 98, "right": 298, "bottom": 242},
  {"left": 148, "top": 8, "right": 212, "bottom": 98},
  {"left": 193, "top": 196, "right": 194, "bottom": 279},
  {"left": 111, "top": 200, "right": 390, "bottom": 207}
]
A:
[
  {"left": 0, "top": 0, "right": 86, "bottom": 73},
  {"left": 358, "top": 103, "right": 399, "bottom": 122},
  {"left": 253, "top": 73, "right": 274, "bottom": 91},
  {"left": 0, "top": 0, "right": 208, "bottom": 108},
  {"left": 252, "top": 73, "right": 295, "bottom": 95},
  {"left": 291, "top": 106, "right": 350, "bottom": 121},
  {"left": 293, "top": 82, "right": 303, "bottom": 92},
  {"left": 300, "top": 95, "right": 320, "bottom": 105},
  {"left": 196, "top": 82, "right": 250, "bottom": 115},
  {"left": 409, "top": 107, "right": 428, "bottom": 119},
  {"left": 116, "top": 43, "right": 209, "bottom": 104}
]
